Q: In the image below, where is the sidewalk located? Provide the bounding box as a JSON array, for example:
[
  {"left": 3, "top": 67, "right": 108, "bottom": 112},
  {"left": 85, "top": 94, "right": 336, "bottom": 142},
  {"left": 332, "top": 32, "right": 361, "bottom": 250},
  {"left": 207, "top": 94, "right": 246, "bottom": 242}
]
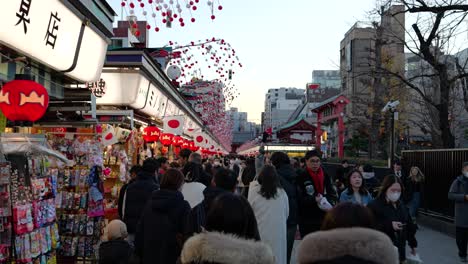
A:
[{"left": 289, "top": 225, "right": 460, "bottom": 264}]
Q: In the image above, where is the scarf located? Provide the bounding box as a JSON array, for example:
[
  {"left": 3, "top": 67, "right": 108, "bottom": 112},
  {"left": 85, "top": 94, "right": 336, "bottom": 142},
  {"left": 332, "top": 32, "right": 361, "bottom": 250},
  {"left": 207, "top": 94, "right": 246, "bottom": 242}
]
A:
[{"left": 307, "top": 167, "right": 324, "bottom": 195}]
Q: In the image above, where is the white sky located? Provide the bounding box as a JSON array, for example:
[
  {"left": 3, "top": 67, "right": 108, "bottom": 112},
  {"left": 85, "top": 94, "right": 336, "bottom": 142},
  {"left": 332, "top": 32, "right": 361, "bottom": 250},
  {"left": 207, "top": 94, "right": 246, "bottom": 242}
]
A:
[{"left": 109, "top": 0, "right": 378, "bottom": 123}]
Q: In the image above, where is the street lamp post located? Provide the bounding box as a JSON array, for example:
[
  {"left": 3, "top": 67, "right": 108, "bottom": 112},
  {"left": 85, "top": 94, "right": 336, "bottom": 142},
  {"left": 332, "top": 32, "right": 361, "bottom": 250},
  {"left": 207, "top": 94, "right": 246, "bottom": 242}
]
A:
[{"left": 382, "top": 100, "right": 400, "bottom": 167}]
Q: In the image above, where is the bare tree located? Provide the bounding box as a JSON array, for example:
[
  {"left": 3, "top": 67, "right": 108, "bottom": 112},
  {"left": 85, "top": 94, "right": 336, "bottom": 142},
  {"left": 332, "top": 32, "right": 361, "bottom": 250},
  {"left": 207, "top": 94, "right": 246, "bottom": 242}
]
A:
[{"left": 374, "top": 0, "right": 468, "bottom": 148}]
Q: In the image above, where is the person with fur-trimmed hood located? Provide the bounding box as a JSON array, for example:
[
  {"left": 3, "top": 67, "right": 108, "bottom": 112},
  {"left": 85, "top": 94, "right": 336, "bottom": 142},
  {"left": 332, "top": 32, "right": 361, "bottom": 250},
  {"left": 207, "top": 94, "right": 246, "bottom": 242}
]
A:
[
  {"left": 297, "top": 228, "right": 399, "bottom": 264},
  {"left": 180, "top": 193, "right": 274, "bottom": 264}
]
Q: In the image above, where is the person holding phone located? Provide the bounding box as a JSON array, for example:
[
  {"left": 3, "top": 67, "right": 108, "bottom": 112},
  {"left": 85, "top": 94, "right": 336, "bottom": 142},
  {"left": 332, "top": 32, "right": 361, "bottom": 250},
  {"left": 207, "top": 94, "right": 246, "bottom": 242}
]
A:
[
  {"left": 296, "top": 150, "right": 337, "bottom": 237},
  {"left": 368, "top": 175, "right": 417, "bottom": 263}
]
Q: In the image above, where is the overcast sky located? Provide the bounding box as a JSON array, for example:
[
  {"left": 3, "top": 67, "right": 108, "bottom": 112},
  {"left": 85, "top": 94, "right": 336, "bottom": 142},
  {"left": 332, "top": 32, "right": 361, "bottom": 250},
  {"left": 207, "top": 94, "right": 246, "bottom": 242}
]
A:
[{"left": 110, "top": 0, "right": 378, "bottom": 123}]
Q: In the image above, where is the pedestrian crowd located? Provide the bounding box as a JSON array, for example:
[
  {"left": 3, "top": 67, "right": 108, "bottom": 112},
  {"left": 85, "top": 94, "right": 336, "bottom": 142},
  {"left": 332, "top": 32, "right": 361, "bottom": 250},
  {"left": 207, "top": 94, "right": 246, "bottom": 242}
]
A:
[{"left": 97, "top": 145, "right": 468, "bottom": 264}]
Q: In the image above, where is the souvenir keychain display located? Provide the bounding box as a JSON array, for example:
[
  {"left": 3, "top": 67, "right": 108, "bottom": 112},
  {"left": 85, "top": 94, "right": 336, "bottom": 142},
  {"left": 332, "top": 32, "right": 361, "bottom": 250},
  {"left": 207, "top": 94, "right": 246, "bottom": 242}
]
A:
[
  {"left": 0, "top": 163, "right": 12, "bottom": 262},
  {"left": 48, "top": 133, "right": 106, "bottom": 262},
  {"left": 9, "top": 154, "right": 59, "bottom": 264}
]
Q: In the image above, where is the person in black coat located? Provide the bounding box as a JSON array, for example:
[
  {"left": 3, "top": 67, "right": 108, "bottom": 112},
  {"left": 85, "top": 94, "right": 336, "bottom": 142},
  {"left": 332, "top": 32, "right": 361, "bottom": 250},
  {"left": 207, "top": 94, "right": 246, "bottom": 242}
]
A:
[
  {"left": 334, "top": 160, "right": 350, "bottom": 193},
  {"left": 186, "top": 168, "right": 237, "bottom": 237},
  {"left": 99, "top": 220, "right": 133, "bottom": 264},
  {"left": 270, "top": 151, "right": 298, "bottom": 264},
  {"left": 240, "top": 157, "right": 256, "bottom": 197},
  {"left": 297, "top": 150, "right": 338, "bottom": 237},
  {"left": 118, "top": 165, "right": 142, "bottom": 219},
  {"left": 135, "top": 169, "right": 191, "bottom": 264},
  {"left": 368, "top": 175, "right": 418, "bottom": 263},
  {"left": 123, "top": 158, "right": 160, "bottom": 239}
]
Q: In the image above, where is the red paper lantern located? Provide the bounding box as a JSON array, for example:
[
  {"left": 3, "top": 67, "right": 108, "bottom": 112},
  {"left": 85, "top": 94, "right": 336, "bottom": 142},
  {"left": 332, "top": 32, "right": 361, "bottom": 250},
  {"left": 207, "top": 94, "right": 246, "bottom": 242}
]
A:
[
  {"left": 181, "top": 139, "right": 190, "bottom": 149},
  {"left": 189, "top": 141, "right": 199, "bottom": 152},
  {"left": 173, "top": 136, "right": 184, "bottom": 147},
  {"left": 0, "top": 80, "right": 49, "bottom": 122},
  {"left": 143, "top": 126, "right": 160, "bottom": 142},
  {"left": 160, "top": 133, "right": 174, "bottom": 146}
]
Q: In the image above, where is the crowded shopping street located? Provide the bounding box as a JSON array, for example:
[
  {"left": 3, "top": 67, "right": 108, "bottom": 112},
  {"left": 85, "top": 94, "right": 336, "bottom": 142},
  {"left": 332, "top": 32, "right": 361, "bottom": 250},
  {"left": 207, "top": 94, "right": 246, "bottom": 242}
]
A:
[{"left": 0, "top": 0, "right": 468, "bottom": 263}]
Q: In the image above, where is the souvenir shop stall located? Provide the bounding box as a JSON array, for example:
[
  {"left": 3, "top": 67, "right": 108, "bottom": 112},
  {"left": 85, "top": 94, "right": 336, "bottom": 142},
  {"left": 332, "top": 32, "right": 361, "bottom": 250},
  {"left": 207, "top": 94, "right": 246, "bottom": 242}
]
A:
[{"left": 0, "top": 133, "right": 66, "bottom": 263}]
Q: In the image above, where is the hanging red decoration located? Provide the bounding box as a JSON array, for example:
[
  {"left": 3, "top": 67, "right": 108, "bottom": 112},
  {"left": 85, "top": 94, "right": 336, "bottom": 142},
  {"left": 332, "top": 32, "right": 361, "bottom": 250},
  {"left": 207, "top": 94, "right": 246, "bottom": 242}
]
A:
[
  {"left": 142, "top": 126, "right": 160, "bottom": 142},
  {"left": 181, "top": 139, "right": 190, "bottom": 149},
  {"left": 160, "top": 133, "right": 174, "bottom": 146},
  {"left": 189, "top": 140, "right": 199, "bottom": 152},
  {"left": 172, "top": 135, "right": 184, "bottom": 147},
  {"left": 0, "top": 79, "right": 49, "bottom": 122}
]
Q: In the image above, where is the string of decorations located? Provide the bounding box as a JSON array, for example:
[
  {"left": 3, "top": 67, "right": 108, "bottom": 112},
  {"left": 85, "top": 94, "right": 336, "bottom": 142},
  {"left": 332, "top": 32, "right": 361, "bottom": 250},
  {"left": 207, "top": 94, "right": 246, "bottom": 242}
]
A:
[
  {"left": 120, "top": 0, "right": 223, "bottom": 33},
  {"left": 166, "top": 38, "right": 242, "bottom": 106}
]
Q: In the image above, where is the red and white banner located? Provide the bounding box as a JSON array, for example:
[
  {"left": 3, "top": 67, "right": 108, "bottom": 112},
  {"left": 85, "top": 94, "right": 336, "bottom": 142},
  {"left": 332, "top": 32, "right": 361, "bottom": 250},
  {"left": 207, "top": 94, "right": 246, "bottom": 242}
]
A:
[
  {"left": 185, "top": 128, "right": 200, "bottom": 137},
  {"left": 163, "top": 115, "right": 185, "bottom": 135},
  {"left": 194, "top": 133, "right": 206, "bottom": 147}
]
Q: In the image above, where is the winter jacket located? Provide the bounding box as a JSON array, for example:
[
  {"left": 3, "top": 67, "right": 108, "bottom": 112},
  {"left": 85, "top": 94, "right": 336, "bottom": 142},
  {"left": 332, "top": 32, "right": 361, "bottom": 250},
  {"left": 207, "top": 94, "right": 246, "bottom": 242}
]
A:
[
  {"left": 275, "top": 164, "right": 299, "bottom": 227},
  {"left": 448, "top": 175, "right": 468, "bottom": 227},
  {"left": 123, "top": 171, "right": 159, "bottom": 234},
  {"left": 339, "top": 188, "right": 373, "bottom": 205},
  {"left": 404, "top": 177, "right": 424, "bottom": 203},
  {"left": 297, "top": 227, "right": 399, "bottom": 264},
  {"left": 186, "top": 187, "right": 227, "bottom": 236},
  {"left": 117, "top": 178, "right": 136, "bottom": 220},
  {"left": 367, "top": 197, "right": 417, "bottom": 262},
  {"left": 98, "top": 240, "right": 133, "bottom": 264},
  {"left": 180, "top": 231, "right": 275, "bottom": 264},
  {"left": 135, "top": 189, "right": 190, "bottom": 264},
  {"left": 296, "top": 168, "right": 338, "bottom": 226}
]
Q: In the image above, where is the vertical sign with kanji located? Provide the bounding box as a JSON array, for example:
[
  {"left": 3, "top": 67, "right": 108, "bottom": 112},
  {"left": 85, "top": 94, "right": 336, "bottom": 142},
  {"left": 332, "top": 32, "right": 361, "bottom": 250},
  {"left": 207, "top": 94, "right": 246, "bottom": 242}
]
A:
[
  {"left": 45, "top": 11, "right": 61, "bottom": 49},
  {"left": 15, "top": 0, "right": 32, "bottom": 34}
]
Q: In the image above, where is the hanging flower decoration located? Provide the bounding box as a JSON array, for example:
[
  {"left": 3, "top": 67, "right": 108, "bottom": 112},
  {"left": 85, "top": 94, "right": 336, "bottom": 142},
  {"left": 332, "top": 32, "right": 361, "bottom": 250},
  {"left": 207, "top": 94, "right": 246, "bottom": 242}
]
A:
[
  {"left": 164, "top": 38, "right": 242, "bottom": 106},
  {"left": 179, "top": 79, "right": 232, "bottom": 151},
  {"left": 120, "top": 0, "right": 223, "bottom": 34}
]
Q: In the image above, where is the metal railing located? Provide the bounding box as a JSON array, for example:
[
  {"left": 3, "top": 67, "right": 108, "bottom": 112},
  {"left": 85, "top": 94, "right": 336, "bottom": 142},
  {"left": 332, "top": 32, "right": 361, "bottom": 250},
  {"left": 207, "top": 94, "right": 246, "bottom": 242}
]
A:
[{"left": 402, "top": 148, "right": 468, "bottom": 219}]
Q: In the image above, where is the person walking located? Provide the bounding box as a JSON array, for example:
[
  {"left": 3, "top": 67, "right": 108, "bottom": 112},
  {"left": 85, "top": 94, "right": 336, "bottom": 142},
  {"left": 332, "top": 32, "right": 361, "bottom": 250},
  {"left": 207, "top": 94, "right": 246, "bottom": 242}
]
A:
[
  {"left": 405, "top": 166, "right": 425, "bottom": 220},
  {"left": 448, "top": 162, "right": 468, "bottom": 263},
  {"left": 118, "top": 165, "right": 142, "bottom": 219},
  {"left": 297, "top": 150, "right": 337, "bottom": 237},
  {"left": 339, "top": 170, "right": 373, "bottom": 205},
  {"left": 368, "top": 175, "right": 417, "bottom": 263},
  {"left": 334, "top": 160, "right": 350, "bottom": 194},
  {"left": 182, "top": 161, "right": 207, "bottom": 208},
  {"left": 123, "top": 158, "right": 160, "bottom": 242},
  {"left": 181, "top": 193, "right": 274, "bottom": 264},
  {"left": 270, "top": 151, "right": 298, "bottom": 264},
  {"left": 248, "top": 165, "right": 289, "bottom": 264},
  {"left": 240, "top": 157, "right": 257, "bottom": 198},
  {"left": 99, "top": 220, "right": 133, "bottom": 264},
  {"left": 362, "top": 164, "right": 380, "bottom": 198},
  {"left": 187, "top": 168, "right": 237, "bottom": 236},
  {"left": 135, "top": 169, "right": 191, "bottom": 264}
]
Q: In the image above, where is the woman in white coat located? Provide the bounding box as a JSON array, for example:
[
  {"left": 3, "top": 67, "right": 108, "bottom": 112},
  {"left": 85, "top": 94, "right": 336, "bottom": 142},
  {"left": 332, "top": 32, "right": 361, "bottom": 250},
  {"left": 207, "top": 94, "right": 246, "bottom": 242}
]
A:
[{"left": 248, "top": 165, "right": 289, "bottom": 264}]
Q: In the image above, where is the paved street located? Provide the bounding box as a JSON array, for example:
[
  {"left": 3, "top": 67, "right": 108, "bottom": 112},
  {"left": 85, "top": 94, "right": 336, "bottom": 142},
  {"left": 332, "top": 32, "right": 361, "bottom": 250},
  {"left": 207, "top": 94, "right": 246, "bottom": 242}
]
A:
[{"left": 289, "top": 225, "right": 460, "bottom": 264}]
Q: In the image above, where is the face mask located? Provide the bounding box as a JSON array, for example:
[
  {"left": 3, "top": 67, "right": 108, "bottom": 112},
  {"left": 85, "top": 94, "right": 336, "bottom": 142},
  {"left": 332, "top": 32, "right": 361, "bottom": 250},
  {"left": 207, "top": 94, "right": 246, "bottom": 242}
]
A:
[
  {"left": 362, "top": 172, "right": 375, "bottom": 179},
  {"left": 464, "top": 172, "right": 468, "bottom": 178},
  {"left": 387, "top": 192, "right": 401, "bottom": 202}
]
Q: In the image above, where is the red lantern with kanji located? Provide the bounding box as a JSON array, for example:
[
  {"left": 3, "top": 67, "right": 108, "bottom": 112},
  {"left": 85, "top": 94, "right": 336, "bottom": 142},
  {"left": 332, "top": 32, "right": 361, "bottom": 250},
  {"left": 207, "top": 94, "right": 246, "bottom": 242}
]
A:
[
  {"left": 0, "top": 79, "right": 49, "bottom": 122},
  {"left": 173, "top": 136, "right": 184, "bottom": 147},
  {"left": 160, "top": 133, "right": 174, "bottom": 146},
  {"left": 189, "top": 140, "right": 199, "bottom": 152},
  {"left": 143, "top": 126, "right": 160, "bottom": 142},
  {"left": 181, "top": 139, "right": 190, "bottom": 149}
]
